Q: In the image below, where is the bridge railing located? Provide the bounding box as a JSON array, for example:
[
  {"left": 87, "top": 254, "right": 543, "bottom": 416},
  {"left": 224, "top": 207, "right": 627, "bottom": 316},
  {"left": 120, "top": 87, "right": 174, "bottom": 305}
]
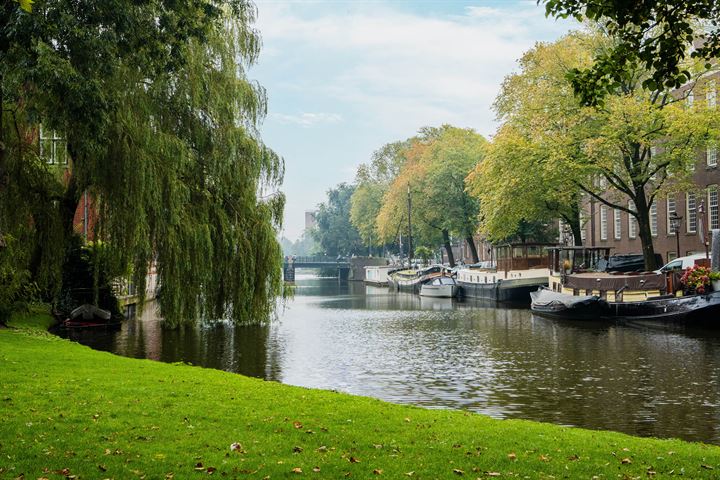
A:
[{"left": 284, "top": 255, "right": 348, "bottom": 264}]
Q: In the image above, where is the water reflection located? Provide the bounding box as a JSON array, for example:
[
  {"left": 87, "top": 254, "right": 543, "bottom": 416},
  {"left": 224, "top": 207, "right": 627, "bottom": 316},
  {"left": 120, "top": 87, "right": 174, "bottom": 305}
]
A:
[{"left": 56, "top": 273, "right": 720, "bottom": 444}]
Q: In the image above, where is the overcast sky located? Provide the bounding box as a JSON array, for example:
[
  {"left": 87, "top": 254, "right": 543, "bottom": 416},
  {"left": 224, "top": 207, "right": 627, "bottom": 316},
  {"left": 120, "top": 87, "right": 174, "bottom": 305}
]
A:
[{"left": 250, "top": 0, "right": 578, "bottom": 241}]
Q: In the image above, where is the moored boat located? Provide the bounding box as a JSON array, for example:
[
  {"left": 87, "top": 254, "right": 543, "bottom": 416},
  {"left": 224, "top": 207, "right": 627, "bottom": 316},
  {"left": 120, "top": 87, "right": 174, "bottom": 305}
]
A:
[
  {"left": 388, "top": 265, "right": 447, "bottom": 293},
  {"left": 455, "top": 243, "right": 550, "bottom": 304},
  {"left": 419, "top": 276, "right": 458, "bottom": 298},
  {"left": 59, "top": 304, "right": 122, "bottom": 329},
  {"left": 530, "top": 246, "right": 720, "bottom": 324},
  {"left": 364, "top": 265, "right": 394, "bottom": 286}
]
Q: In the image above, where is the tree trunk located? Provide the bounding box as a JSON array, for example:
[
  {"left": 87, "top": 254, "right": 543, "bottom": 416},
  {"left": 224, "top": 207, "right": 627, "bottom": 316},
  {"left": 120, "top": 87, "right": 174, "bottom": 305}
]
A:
[
  {"left": 566, "top": 199, "right": 583, "bottom": 247},
  {"left": 465, "top": 235, "right": 479, "bottom": 263},
  {"left": 634, "top": 192, "right": 659, "bottom": 270},
  {"left": 442, "top": 229, "right": 455, "bottom": 267}
]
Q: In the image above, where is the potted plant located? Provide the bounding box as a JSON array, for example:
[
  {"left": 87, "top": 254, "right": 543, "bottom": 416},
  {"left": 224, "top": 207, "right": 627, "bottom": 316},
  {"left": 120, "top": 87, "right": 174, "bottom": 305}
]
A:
[
  {"left": 710, "top": 271, "right": 720, "bottom": 292},
  {"left": 680, "top": 265, "right": 712, "bottom": 295}
]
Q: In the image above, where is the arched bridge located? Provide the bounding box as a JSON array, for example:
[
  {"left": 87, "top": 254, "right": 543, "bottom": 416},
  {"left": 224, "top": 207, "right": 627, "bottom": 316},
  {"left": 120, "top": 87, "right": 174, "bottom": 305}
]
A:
[{"left": 283, "top": 256, "right": 351, "bottom": 281}]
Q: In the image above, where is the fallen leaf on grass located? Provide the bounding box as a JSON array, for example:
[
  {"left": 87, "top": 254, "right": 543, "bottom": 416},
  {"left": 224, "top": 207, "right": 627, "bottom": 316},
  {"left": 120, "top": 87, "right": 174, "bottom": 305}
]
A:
[
  {"left": 620, "top": 458, "right": 632, "bottom": 465},
  {"left": 701, "top": 464, "right": 714, "bottom": 470},
  {"left": 98, "top": 464, "right": 107, "bottom": 472},
  {"left": 230, "top": 442, "right": 245, "bottom": 453},
  {"left": 312, "top": 467, "right": 321, "bottom": 472},
  {"left": 373, "top": 469, "right": 383, "bottom": 475},
  {"left": 404, "top": 472, "right": 414, "bottom": 477},
  {"left": 293, "top": 446, "right": 304, "bottom": 453},
  {"left": 293, "top": 421, "right": 303, "bottom": 429},
  {"left": 317, "top": 446, "right": 328, "bottom": 453},
  {"left": 567, "top": 455, "right": 579, "bottom": 461},
  {"left": 453, "top": 468, "right": 464, "bottom": 475},
  {"left": 194, "top": 463, "right": 205, "bottom": 471},
  {"left": 507, "top": 453, "right": 516, "bottom": 461},
  {"left": 486, "top": 473, "right": 501, "bottom": 477},
  {"left": 206, "top": 467, "right": 216, "bottom": 474},
  {"left": 291, "top": 467, "right": 303, "bottom": 474},
  {"left": 349, "top": 457, "right": 360, "bottom": 464}
]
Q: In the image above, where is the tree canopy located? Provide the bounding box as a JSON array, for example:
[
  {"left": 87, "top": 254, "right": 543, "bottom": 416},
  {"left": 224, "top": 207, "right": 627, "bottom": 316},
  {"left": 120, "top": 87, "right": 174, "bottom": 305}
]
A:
[
  {"left": 376, "top": 126, "right": 486, "bottom": 266},
  {"left": 313, "top": 183, "right": 364, "bottom": 257},
  {"left": 542, "top": 0, "right": 720, "bottom": 105},
  {"left": 471, "top": 30, "right": 717, "bottom": 269},
  {"left": 0, "top": 0, "right": 284, "bottom": 327}
]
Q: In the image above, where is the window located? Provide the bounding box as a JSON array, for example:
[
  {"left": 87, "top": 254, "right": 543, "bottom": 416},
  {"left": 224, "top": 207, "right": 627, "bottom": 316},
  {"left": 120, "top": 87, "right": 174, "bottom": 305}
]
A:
[
  {"left": 39, "top": 125, "right": 67, "bottom": 165},
  {"left": 709, "top": 185, "right": 719, "bottom": 230},
  {"left": 707, "top": 80, "right": 717, "bottom": 108},
  {"left": 687, "top": 192, "right": 697, "bottom": 233},
  {"left": 708, "top": 146, "right": 718, "bottom": 167},
  {"left": 687, "top": 90, "right": 694, "bottom": 108},
  {"left": 628, "top": 200, "right": 637, "bottom": 238},
  {"left": 650, "top": 201, "right": 658, "bottom": 236},
  {"left": 614, "top": 208, "right": 622, "bottom": 240},
  {"left": 579, "top": 209, "right": 587, "bottom": 242},
  {"left": 667, "top": 196, "right": 677, "bottom": 235},
  {"left": 600, "top": 205, "right": 608, "bottom": 240}
]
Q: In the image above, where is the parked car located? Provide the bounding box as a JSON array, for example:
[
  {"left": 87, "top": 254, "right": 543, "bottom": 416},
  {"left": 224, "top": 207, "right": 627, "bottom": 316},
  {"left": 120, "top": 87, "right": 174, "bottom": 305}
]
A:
[
  {"left": 654, "top": 253, "right": 709, "bottom": 274},
  {"left": 596, "top": 253, "right": 663, "bottom": 272}
]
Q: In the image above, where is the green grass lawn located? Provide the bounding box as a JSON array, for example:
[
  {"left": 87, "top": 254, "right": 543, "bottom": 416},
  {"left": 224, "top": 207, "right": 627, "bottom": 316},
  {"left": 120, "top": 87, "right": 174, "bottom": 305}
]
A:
[{"left": 1, "top": 311, "right": 719, "bottom": 479}]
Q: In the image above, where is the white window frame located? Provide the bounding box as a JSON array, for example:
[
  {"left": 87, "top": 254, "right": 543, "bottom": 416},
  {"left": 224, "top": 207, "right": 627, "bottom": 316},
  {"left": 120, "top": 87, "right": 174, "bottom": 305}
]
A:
[
  {"left": 650, "top": 201, "right": 658, "bottom": 236},
  {"left": 687, "top": 192, "right": 697, "bottom": 233},
  {"left": 600, "top": 205, "right": 608, "bottom": 240},
  {"left": 687, "top": 90, "right": 694, "bottom": 108},
  {"left": 39, "top": 125, "right": 67, "bottom": 165},
  {"left": 614, "top": 208, "right": 622, "bottom": 240},
  {"left": 667, "top": 196, "right": 677, "bottom": 235},
  {"left": 709, "top": 185, "right": 719, "bottom": 230},
  {"left": 708, "top": 79, "right": 717, "bottom": 108},
  {"left": 628, "top": 200, "right": 637, "bottom": 239},
  {"left": 708, "top": 146, "right": 718, "bottom": 167}
]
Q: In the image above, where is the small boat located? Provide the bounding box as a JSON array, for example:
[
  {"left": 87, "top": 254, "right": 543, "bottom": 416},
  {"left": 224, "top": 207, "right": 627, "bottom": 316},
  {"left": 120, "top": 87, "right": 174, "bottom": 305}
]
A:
[
  {"left": 420, "top": 276, "right": 458, "bottom": 298},
  {"left": 61, "top": 304, "right": 122, "bottom": 329}
]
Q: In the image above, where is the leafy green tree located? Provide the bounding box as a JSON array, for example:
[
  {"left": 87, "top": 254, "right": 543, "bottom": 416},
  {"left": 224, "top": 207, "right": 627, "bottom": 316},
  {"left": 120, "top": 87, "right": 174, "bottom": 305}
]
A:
[
  {"left": 350, "top": 140, "right": 410, "bottom": 251},
  {"left": 0, "top": 0, "right": 284, "bottom": 327},
  {"left": 542, "top": 0, "right": 720, "bottom": 105},
  {"left": 470, "top": 31, "right": 717, "bottom": 270},
  {"left": 377, "top": 126, "right": 486, "bottom": 266},
  {"left": 468, "top": 33, "right": 593, "bottom": 245},
  {"left": 313, "top": 183, "right": 364, "bottom": 257}
]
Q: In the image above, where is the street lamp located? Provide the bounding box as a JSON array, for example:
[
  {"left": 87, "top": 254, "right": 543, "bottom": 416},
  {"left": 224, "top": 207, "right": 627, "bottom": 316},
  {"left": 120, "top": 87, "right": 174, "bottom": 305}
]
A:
[{"left": 669, "top": 211, "right": 682, "bottom": 259}]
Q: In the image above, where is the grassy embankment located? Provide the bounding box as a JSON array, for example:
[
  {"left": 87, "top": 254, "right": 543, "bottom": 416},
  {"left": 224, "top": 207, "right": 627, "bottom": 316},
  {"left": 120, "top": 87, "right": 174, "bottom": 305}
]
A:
[{"left": 2, "top": 309, "right": 720, "bottom": 479}]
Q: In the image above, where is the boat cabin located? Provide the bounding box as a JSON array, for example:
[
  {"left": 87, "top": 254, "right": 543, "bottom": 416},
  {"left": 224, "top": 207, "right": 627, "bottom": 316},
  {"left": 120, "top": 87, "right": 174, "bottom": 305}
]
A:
[
  {"left": 496, "top": 243, "right": 553, "bottom": 274},
  {"left": 546, "top": 246, "right": 666, "bottom": 302}
]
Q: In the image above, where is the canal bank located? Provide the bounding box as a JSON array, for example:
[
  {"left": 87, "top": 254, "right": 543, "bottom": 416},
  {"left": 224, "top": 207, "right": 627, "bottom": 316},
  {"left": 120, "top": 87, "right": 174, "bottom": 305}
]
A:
[
  {"left": 55, "top": 275, "right": 720, "bottom": 445},
  {"left": 3, "top": 311, "right": 720, "bottom": 479}
]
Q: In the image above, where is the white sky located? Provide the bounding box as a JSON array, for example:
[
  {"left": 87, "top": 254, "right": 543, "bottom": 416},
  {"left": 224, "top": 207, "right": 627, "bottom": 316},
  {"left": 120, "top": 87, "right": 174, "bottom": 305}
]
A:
[{"left": 250, "top": 0, "right": 577, "bottom": 240}]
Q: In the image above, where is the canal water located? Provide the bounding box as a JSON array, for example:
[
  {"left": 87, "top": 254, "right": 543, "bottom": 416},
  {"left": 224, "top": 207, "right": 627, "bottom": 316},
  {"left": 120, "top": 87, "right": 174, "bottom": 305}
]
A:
[{"left": 57, "top": 274, "right": 720, "bottom": 444}]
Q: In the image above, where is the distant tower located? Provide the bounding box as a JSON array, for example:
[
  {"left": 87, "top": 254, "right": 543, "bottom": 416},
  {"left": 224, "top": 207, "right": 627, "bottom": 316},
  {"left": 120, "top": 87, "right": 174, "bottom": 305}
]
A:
[{"left": 305, "top": 211, "right": 317, "bottom": 230}]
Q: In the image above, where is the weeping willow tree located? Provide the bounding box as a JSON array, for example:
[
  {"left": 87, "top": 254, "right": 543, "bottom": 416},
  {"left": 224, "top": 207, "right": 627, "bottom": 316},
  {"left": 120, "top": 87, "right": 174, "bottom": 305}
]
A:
[{"left": 0, "top": 0, "right": 284, "bottom": 327}]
